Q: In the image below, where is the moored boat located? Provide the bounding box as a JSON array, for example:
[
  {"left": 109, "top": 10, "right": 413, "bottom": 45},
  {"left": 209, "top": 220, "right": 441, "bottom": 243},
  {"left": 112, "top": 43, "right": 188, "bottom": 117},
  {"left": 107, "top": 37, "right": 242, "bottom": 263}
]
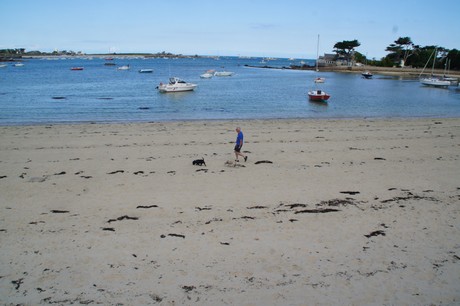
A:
[
  {"left": 419, "top": 48, "right": 450, "bottom": 88},
  {"left": 420, "top": 77, "right": 450, "bottom": 88},
  {"left": 71, "top": 67, "right": 84, "bottom": 71},
  {"left": 117, "top": 65, "right": 130, "bottom": 70},
  {"left": 362, "top": 71, "right": 373, "bottom": 79},
  {"left": 214, "top": 71, "right": 234, "bottom": 77},
  {"left": 139, "top": 69, "right": 153, "bottom": 73},
  {"left": 200, "top": 69, "right": 215, "bottom": 78},
  {"left": 314, "top": 77, "right": 325, "bottom": 83},
  {"left": 308, "top": 89, "right": 330, "bottom": 102},
  {"left": 157, "top": 77, "right": 197, "bottom": 93}
]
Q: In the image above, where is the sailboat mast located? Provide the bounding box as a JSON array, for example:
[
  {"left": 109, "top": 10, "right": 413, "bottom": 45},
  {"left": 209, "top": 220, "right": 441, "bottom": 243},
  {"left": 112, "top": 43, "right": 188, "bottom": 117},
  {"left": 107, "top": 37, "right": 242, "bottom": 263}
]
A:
[
  {"left": 431, "top": 48, "right": 437, "bottom": 76},
  {"left": 316, "top": 34, "right": 320, "bottom": 72}
]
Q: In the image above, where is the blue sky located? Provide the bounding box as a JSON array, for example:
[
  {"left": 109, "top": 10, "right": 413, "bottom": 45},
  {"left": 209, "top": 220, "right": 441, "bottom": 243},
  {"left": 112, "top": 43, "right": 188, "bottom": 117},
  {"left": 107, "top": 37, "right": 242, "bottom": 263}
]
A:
[{"left": 1, "top": 0, "right": 459, "bottom": 59}]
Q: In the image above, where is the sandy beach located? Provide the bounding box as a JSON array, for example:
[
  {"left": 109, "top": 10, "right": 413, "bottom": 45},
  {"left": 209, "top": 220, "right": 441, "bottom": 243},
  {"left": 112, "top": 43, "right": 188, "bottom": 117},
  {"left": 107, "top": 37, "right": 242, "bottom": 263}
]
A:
[{"left": 0, "top": 118, "right": 459, "bottom": 305}]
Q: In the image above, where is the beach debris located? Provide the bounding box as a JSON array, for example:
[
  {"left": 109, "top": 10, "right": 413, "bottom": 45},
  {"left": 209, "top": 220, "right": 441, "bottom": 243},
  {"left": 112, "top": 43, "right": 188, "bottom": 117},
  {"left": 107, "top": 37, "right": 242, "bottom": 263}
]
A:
[
  {"left": 133, "top": 171, "right": 144, "bottom": 175},
  {"left": 220, "top": 242, "right": 230, "bottom": 245},
  {"left": 182, "top": 285, "right": 195, "bottom": 292},
  {"left": 0, "top": 175, "right": 7, "bottom": 179},
  {"left": 205, "top": 218, "right": 223, "bottom": 224},
  {"left": 136, "top": 205, "right": 158, "bottom": 209},
  {"left": 195, "top": 206, "right": 212, "bottom": 211},
  {"left": 295, "top": 208, "right": 340, "bottom": 214},
  {"left": 374, "top": 157, "right": 386, "bottom": 160},
  {"left": 50, "top": 210, "right": 69, "bottom": 214},
  {"left": 102, "top": 227, "right": 115, "bottom": 232},
  {"left": 380, "top": 193, "right": 438, "bottom": 204},
  {"left": 234, "top": 216, "right": 255, "bottom": 220},
  {"left": 107, "top": 215, "right": 139, "bottom": 223},
  {"left": 107, "top": 170, "right": 124, "bottom": 174},
  {"left": 254, "top": 160, "right": 273, "bottom": 164},
  {"left": 285, "top": 203, "right": 307, "bottom": 209},
  {"left": 364, "top": 230, "right": 386, "bottom": 238},
  {"left": 149, "top": 294, "right": 163, "bottom": 303},
  {"left": 53, "top": 171, "right": 66, "bottom": 175},
  {"left": 318, "top": 198, "right": 358, "bottom": 207},
  {"left": 247, "top": 205, "right": 268, "bottom": 209},
  {"left": 161, "top": 233, "right": 185, "bottom": 239},
  {"left": 11, "top": 278, "right": 24, "bottom": 290},
  {"left": 340, "top": 191, "right": 360, "bottom": 195}
]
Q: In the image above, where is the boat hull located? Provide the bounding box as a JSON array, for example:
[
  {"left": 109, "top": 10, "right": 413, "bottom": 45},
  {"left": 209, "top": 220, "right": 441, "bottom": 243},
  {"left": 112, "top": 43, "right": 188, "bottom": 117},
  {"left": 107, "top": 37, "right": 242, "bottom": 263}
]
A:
[
  {"left": 214, "top": 71, "right": 234, "bottom": 76},
  {"left": 314, "top": 77, "right": 325, "bottom": 83},
  {"left": 420, "top": 78, "right": 450, "bottom": 88},
  {"left": 158, "top": 84, "right": 197, "bottom": 93},
  {"left": 308, "top": 90, "right": 330, "bottom": 102}
]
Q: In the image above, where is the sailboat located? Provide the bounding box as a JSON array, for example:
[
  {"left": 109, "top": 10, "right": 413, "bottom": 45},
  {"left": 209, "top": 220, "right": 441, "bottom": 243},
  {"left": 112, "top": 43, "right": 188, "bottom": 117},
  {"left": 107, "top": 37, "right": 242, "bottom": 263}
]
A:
[
  {"left": 313, "top": 34, "right": 326, "bottom": 83},
  {"left": 308, "top": 34, "right": 330, "bottom": 101},
  {"left": 419, "top": 48, "right": 450, "bottom": 88}
]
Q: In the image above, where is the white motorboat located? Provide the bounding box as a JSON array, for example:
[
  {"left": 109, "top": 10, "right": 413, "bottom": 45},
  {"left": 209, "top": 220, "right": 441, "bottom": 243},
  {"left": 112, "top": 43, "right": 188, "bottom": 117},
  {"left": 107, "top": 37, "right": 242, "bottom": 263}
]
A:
[
  {"left": 139, "top": 69, "right": 153, "bottom": 73},
  {"left": 200, "top": 70, "right": 215, "bottom": 78},
  {"left": 214, "top": 71, "right": 234, "bottom": 77},
  {"left": 117, "top": 65, "right": 130, "bottom": 70},
  {"left": 314, "top": 77, "right": 325, "bottom": 83},
  {"left": 200, "top": 72, "right": 213, "bottom": 78},
  {"left": 157, "top": 77, "right": 197, "bottom": 93}
]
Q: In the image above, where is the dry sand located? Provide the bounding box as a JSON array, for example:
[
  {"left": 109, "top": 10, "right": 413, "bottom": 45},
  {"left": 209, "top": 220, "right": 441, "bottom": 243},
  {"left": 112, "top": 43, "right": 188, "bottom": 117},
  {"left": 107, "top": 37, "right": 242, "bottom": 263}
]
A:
[{"left": 0, "top": 118, "right": 459, "bottom": 305}]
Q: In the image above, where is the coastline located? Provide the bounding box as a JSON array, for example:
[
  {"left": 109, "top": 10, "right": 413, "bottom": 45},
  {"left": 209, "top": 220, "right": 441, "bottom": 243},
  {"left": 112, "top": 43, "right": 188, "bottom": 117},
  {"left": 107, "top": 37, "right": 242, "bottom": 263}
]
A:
[
  {"left": 17, "top": 54, "right": 460, "bottom": 78},
  {"left": 1, "top": 117, "right": 459, "bottom": 305},
  {"left": 318, "top": 65, "right": 460, "bottom": 78},
  {"left": 245, "top": 64, "right": 460, "bottom": 78}
]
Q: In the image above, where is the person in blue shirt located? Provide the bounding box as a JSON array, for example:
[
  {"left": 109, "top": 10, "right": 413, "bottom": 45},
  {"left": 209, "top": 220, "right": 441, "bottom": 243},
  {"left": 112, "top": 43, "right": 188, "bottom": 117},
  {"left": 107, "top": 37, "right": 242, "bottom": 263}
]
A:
[{"left": 234, "top": 127, "right": 247, "bottom": 162}]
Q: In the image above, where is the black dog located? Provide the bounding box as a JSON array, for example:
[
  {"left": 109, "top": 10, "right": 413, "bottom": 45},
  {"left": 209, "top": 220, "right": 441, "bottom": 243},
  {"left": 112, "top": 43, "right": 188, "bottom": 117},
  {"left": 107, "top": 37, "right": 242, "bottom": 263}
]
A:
[{"left": 192, "top": 158, "right": 206, "bottom": 167}]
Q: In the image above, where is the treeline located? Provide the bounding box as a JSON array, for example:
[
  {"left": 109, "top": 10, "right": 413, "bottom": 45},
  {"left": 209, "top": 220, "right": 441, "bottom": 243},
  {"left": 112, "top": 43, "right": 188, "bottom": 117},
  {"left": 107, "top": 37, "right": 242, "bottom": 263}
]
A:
[
  {"left": 0, "top": 48, "right": 196, "bottom": 59},
  {"left": 0, "top": 48, "right": 84, "bottom": 59},
  {"left": 333, "top": 37, "right": 460, "bottom": 70}
]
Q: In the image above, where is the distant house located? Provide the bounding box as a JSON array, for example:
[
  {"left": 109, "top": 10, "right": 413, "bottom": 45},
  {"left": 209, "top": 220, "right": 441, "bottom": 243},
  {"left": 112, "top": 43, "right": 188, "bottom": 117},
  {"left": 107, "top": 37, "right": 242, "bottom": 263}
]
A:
[{"left": 317, "top": 53, "right": 337, "bottom": 67}]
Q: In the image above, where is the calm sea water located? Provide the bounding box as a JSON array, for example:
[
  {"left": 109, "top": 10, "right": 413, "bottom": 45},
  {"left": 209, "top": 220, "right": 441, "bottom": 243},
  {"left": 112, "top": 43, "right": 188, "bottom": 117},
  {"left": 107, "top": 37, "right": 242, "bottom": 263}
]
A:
[{"left": 1, "top": 56, "right": 459, "bottom": 125}]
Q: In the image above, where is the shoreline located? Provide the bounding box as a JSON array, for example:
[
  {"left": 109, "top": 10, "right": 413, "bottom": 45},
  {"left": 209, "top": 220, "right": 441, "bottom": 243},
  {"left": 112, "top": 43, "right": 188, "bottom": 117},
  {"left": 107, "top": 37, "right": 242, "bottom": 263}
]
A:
[
  {"left": 13, "top": 54, "right": 460, "bottom": 78},
  {"left": 2, "top": 115, "right": 460, "bottom": 128},
  {"left": 1, "top": 117, "right": 459, "bottom": 304},
  {"left": 245, "top": 64, "right": 460, "bottom": 78}
]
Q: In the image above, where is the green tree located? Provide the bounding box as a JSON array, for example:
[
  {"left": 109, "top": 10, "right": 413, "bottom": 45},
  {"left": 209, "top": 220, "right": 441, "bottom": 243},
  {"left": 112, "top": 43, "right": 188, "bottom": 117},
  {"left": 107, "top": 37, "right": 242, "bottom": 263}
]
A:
[
  {"left": 446, "top": 49, "right": 460, "bottom": 70},
  {"left": 333, "top": 39, "right": 360, "bottom": 65},
  {"left": 385, "top": 37, "right": 419, "bottom": 67}
]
